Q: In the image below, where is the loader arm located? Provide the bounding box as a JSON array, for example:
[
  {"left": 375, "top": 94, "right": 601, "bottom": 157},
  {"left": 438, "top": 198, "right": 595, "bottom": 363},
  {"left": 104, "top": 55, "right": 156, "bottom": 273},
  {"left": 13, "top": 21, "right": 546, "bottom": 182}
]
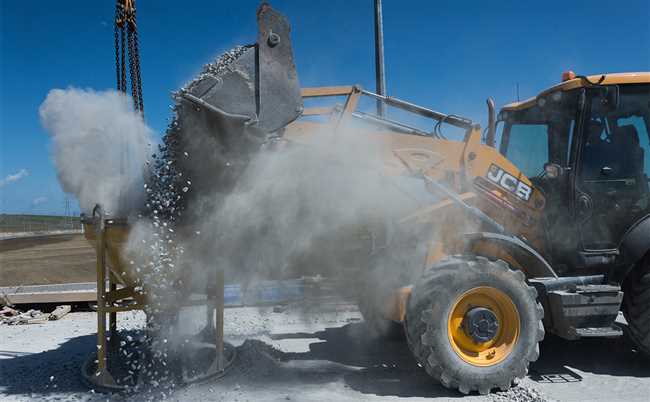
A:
[{"left": 287, "top": 84, "right": 549, "bottom": 254}]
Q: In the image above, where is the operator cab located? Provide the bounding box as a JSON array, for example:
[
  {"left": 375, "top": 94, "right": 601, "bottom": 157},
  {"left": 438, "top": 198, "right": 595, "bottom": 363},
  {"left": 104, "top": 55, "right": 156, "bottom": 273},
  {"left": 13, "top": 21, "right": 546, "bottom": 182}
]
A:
[{"left": 496, "top": 72, "right": 650, "bottom": 271}]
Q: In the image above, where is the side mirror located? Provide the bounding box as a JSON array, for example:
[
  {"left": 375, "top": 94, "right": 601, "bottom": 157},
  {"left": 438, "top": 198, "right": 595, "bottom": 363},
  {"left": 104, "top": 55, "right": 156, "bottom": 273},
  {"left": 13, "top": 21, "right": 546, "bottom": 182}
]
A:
[
  {"left": 600, "top": 85, "right": 619, "bottom": 111},
  {"left": 544, "top": 163, "right": 564, "bottom": 179}
]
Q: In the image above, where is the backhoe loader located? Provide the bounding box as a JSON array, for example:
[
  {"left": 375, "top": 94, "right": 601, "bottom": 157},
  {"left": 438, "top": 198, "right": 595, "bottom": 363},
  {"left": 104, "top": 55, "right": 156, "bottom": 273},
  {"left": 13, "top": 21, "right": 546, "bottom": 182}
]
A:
[
  {"left": 275, "top": 74, "right": 650, "bottom": 394},
  {"left": 89, "top": 3, "right": 650, "bottom": 394}
]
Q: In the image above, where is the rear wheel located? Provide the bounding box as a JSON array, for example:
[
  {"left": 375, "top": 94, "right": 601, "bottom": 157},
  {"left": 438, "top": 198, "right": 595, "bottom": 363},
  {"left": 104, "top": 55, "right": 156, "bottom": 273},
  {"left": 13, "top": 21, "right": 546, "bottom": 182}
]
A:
[
  {"left": 623, "top": 255, "right": 650, "bottom": 356},
  {"left": 405, "top": 256, "right": 544, "bottom": 395}
]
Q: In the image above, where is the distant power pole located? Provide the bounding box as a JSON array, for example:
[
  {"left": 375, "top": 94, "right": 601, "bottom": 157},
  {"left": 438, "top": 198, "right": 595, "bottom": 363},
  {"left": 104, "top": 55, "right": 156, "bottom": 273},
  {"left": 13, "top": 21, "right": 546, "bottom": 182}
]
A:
[
  {"left": 64, "top": 196, "right": 71, "bottom": 227},
  {"left": 374, "top": 0, "right": 387, "bottom": 117}
]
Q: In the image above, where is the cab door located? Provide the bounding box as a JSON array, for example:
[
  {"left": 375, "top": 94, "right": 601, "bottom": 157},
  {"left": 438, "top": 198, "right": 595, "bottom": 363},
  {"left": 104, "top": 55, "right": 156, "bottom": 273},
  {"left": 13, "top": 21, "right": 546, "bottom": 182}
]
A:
[{"left": 576, "top": 86, "right": 650, "bottom": 251}]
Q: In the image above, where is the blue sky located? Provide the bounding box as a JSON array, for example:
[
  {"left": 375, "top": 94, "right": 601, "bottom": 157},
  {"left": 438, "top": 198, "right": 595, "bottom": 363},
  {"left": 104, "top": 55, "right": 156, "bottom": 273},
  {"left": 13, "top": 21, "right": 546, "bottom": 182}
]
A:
[{"left": 1, "top": 0, "right": 649, "bottom": 215}]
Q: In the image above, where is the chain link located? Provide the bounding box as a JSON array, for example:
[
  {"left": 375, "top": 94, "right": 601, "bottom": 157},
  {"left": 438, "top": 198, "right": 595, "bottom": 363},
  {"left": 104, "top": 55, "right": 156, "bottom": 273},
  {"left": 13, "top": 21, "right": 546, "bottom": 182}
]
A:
[
  {"left": 114, "top": 2, "right": 121, "bottom": 92},
  {"left": 132, "top": 28, "right": 144, "bottom": 113},
  {"left": 114, "top": 0, "right": 144, "bottom": 117}
]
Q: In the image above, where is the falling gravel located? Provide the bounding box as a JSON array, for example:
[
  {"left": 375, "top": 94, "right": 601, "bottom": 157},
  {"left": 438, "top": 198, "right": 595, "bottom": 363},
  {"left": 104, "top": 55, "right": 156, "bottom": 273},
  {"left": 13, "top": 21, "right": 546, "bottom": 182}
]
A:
[
  {"left": 105, "top": 45, "right": 258, "bottom": 397},
  {"left": 183, "top": 46, "right": 250, "bottom": 92}
]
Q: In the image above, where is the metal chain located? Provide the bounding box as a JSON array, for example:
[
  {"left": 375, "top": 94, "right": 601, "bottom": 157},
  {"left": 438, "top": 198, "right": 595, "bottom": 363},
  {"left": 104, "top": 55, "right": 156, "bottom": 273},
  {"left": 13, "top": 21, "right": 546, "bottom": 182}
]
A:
[
  {"left": 114, "top": 4, "right": 121, "bottom": 92},
  {"left": 120, "top": 24, "right": 127, "bottom": 94},
  {"left": 127, "top": 30, "right": 138, "bottom": 109},
  {"left": 114, "top": 0, "right": 144, "bottom": 117},
  {"left": 131, "top": 25, "right": 144, "bottom": 114},
  {"left": 130, "top": 2, "right": 144, "bottom": 114},
  {"left": 114, "top": 1, "right": 123, "bottom": 92}
]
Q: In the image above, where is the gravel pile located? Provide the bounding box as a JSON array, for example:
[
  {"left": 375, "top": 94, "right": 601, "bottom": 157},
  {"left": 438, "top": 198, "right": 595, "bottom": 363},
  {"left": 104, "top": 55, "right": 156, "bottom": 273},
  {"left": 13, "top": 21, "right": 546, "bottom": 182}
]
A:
[
  {"left": 230, "top": 339, "right": 284, "bottom": 378},
  {"left": 491, "top": 385, "right": 554, "bottom": 402}
]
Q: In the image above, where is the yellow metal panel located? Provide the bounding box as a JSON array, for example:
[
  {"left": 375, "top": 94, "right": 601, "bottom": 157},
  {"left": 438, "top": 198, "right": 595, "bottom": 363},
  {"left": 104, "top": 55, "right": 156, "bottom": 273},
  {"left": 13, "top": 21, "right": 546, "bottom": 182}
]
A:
[
  {"left": 502, "top": 72, "right": 650, "bottom": 111},
  {"left": 399, "top": 192, "right": 476, "bottom": 226},
  {"left": 301, "top": 86, "right": 354, "bottom": 98},
  {"left": 425, "top": 241, "right": 447, "bottom": 267},
  {"left": 385, "top": 286, "right": 412, "bottom": 322},
  {"left": 302, "top": 106, "right": 335, "bottom": 116},
  {"left": 85, "top": 223, "right": 141, "bottom": 291}
]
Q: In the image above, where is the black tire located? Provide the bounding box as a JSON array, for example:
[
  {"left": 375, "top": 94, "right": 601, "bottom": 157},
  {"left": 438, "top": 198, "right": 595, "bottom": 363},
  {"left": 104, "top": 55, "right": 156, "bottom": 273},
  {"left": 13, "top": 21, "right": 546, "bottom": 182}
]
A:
[
  {"left": 405, "top": 256, "right": 544, "bottom": 395},
  {"left": 623, "top": 255, "right": 650, "bottom": 356}
]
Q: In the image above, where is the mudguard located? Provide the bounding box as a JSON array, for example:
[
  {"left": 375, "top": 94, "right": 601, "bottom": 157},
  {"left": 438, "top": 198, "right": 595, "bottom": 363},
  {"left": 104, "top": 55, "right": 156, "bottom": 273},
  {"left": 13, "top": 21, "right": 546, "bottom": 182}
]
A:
[{"left": 462, "top": 232, "right": 558, "bottom": 278}]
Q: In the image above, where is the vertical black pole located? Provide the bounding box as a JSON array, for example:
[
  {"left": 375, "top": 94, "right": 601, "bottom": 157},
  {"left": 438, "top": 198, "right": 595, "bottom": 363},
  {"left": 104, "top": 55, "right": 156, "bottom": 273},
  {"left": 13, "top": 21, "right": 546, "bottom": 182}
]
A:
[
  {"left": 516, "top": 83, "right": 520, "bottom": 102},
  {"left": 374, "top": 0, "right": 386, "bottom": 117}
]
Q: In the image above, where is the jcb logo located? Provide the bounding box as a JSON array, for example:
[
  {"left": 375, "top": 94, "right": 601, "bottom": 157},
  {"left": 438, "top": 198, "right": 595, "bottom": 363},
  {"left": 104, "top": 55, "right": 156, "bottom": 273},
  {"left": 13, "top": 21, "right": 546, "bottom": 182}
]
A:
[{"left": 486, "top": 164, "right": 532, "bottom": 201}]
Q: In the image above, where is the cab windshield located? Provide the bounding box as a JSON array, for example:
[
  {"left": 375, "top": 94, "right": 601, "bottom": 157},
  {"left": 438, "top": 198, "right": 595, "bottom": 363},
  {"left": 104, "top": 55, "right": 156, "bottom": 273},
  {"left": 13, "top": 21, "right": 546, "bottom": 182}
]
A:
[{"left": 498, "top": 90, "right": 578, "bottom": 179}]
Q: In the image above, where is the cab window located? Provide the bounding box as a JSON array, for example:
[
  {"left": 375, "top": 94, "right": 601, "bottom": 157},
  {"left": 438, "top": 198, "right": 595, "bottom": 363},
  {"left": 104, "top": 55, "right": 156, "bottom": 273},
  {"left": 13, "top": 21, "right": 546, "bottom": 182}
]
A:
[
  {"left": 616, "top": 115, "right": 650, "bottom": 180},
  {"left": 498, "top": 90, "right": 578, "bottom": 179},
  {"left": 502, "top": 124, "right": 548, "bottom": 178}
]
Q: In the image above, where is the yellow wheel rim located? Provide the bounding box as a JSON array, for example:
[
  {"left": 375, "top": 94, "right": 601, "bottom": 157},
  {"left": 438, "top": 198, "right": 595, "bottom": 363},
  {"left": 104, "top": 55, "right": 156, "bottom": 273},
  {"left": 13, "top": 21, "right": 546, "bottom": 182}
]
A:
[{"left": 447, "top": 286, "right": 520, "bottom": 367}]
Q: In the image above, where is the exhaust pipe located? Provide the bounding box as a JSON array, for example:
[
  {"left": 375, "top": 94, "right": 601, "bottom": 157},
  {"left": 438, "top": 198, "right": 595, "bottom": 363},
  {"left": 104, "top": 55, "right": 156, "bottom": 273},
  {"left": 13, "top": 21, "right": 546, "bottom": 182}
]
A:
[{"left": 486, "top": 97, "right": 496, "bottom": 147}]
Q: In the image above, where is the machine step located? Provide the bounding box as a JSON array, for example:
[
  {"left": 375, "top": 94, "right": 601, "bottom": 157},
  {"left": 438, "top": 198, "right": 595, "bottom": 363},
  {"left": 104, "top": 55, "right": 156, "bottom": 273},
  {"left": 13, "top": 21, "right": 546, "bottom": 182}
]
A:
[
  {"left": 575, "top": 326, "right": 623, "bottom": 338},
  {"left": 539, "top": 282, "right": 624, "bottom": 340}
]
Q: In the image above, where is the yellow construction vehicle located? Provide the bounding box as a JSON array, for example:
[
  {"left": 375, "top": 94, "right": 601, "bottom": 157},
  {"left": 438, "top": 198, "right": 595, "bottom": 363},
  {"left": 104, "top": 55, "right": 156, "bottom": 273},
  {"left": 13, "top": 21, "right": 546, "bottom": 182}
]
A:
[
  {"left": 83, "top": 2, "right": 650, "bottom": 394},
  {"left": 283, "top": 73, "right": 650, "bottom": 394},
  {"left": 174, "top": 35, "right": 650, "bottom": 388}
]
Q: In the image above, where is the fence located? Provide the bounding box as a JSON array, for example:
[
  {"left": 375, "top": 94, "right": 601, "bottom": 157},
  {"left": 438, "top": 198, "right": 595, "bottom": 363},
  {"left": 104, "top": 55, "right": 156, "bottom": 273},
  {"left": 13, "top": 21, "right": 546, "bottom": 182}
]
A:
[{"left": 0, "top": 217, "right": 82, "bottom": 234}]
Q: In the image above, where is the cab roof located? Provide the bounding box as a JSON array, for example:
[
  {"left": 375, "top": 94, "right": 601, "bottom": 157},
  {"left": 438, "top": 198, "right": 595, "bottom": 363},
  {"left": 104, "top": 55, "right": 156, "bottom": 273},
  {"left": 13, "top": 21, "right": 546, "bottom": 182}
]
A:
[{"left": 501, "top": 72, "right": 650, "bottom": 112}]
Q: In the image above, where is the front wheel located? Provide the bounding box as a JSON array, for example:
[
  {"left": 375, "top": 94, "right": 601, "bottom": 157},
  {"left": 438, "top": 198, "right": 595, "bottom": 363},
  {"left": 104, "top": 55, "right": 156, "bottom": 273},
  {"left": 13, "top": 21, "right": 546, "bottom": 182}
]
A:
[{"left": 405, "top": 256, "right": 544, "bottom": 395}]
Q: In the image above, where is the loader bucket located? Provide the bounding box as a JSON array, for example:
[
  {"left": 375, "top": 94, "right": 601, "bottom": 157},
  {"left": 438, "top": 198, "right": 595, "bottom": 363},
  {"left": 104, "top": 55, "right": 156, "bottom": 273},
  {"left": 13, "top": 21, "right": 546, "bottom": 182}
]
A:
[
  {"left": 177, "top": 3, "right": 302, "bottom": 134},
  {"left": 172, "top": 3, "right": 302, "bottom": 201}
]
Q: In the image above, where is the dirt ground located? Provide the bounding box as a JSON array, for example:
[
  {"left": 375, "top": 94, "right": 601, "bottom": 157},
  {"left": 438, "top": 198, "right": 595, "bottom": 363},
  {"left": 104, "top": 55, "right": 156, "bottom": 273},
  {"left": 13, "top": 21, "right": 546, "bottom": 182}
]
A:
[
  {"left": 1, "top": 303, "right": 649, "bottom": 402},
  {"left": 0, "top": 234, "right": 95, "bottom": 286}
]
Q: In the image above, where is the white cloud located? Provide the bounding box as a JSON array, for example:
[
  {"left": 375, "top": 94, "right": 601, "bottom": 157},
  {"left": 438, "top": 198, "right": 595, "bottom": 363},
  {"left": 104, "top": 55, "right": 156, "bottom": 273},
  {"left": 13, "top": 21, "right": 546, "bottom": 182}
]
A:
[
  {"left": 0, "top": 169, "right": 29, "bottom": 188},
  {"left": 32, "top": 196, "right": 48, "bottom": 206}
]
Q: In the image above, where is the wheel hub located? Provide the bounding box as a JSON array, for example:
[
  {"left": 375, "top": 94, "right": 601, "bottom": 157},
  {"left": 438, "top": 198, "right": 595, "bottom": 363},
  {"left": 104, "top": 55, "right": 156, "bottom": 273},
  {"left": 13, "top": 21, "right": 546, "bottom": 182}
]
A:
[{"left": 463, "top": 307, "right": 499, "bottom": 343}]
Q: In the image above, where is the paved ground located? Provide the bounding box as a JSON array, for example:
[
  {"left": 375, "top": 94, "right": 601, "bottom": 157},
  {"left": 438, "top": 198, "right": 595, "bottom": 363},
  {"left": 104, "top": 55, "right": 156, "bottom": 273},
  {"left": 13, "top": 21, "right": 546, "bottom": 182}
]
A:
[
  {"left": 0, "top": 234, "right": 95, "bottom": 286},
  {"left": 1, "top": 304, "right": 648, "bottom": 402}
]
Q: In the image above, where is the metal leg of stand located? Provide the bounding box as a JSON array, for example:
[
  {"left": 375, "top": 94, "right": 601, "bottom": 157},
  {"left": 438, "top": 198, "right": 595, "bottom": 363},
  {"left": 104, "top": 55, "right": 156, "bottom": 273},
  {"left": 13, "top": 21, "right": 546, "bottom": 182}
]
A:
[
  {"left": 215, "top": 270, "right": 224, "bottom": 371},
  {"left": 94, "top": 219, "right": 116, "bottom": 386},
  {"left": 109, "top": 281, "right": 117, "bottom": 340},
  {"left": 96, "top": 226, "right": 107, "bottom": 373}
]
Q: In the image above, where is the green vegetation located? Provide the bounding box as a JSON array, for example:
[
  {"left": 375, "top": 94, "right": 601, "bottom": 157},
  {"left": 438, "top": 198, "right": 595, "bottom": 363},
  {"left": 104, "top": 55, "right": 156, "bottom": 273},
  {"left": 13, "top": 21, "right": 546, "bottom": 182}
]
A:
[{"left": 0, "top": 214, "right": 81, "bottom": 233}]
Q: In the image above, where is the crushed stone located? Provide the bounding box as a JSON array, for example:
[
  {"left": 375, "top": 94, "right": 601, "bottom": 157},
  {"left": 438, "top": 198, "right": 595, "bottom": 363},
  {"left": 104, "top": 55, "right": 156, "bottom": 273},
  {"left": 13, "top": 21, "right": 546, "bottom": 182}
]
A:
[
  {"left": 491, "top": 385, "right": 554, "bottom": 402},
  {"left": 182, "top": 46, "right": 249, "bottom": 92}
]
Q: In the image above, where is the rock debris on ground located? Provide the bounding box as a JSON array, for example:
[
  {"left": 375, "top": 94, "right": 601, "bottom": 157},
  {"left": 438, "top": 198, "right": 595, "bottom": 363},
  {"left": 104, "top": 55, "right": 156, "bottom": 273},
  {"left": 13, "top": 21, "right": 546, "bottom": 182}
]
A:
[{"left": 491, "top": 386, "right": 553, "bottom": 402}]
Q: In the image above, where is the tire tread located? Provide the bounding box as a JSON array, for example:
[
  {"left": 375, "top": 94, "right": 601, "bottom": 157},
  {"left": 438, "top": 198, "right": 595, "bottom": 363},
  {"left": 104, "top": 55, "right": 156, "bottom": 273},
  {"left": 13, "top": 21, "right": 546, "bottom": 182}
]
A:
[{"left": 405, "top": 256, "right": 544, "bottom": 394}]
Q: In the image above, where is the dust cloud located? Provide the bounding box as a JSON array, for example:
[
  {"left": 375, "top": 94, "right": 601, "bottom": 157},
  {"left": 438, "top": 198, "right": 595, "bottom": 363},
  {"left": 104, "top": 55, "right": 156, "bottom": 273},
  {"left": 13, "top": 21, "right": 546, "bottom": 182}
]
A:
[
  {"left": 182, "top": 125, "right": 423, "bottom": 285},
  {"left": 40, "top": 66, "right": 438, "bottom": 392},
  {"left": 39, "top": 88, "right": 153, "bottom": 216}
]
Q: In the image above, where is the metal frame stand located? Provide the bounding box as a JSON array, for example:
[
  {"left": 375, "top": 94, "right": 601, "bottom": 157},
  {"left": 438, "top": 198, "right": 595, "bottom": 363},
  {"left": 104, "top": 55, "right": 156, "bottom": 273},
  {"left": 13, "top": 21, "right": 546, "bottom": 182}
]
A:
[{"left": 84, "top": 205, "right": 227, "bottom": 390}]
